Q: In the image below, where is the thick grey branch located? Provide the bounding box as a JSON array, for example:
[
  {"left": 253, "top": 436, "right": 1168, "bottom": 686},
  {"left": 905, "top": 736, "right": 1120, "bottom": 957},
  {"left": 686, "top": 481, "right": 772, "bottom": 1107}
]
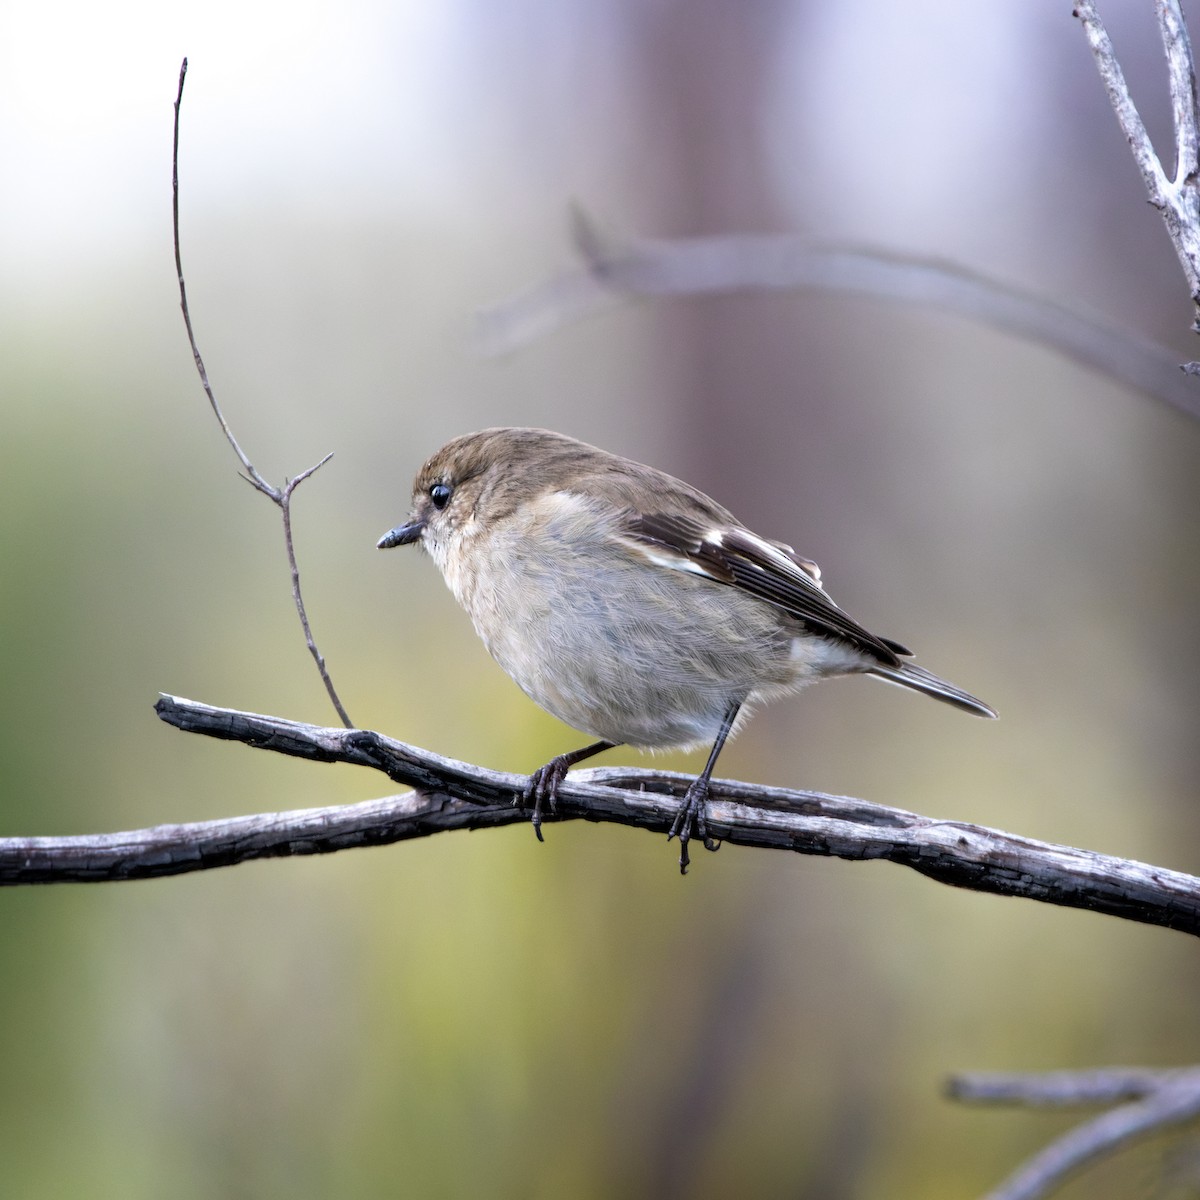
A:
[
  {"left": 950, "top": 1066, "right": 1200, "bottom": 1200},
  {"left": 1, "top": 697, "right": 1197, "bottom": 945},
  {"left": 477, "top": 215, "right": 1200, "bottom": 422}
]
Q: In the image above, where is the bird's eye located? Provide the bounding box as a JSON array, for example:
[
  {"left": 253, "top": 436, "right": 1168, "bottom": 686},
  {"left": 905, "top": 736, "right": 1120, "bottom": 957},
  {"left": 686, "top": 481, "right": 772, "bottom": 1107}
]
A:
[{"left": 429, "top": 482, "right": 453, "bottom": 510}]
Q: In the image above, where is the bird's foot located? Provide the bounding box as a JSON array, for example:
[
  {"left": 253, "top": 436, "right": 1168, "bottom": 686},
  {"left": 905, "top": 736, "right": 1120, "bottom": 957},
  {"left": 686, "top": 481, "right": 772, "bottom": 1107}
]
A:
[
  {"left": 521, "top": 755, "right": 572, "bottom": 842},
  {"left": 667, "top": 778, "right": 722, "bottom": 875},
  {"left": 518, "top": 740, "right": 615, "bottom": 843}
]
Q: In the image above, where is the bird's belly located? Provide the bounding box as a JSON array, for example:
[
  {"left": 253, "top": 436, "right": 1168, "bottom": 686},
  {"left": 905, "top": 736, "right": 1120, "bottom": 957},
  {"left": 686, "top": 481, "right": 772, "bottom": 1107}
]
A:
[{"left": 461, "top": 553, "right": 804, "bottom": 750}]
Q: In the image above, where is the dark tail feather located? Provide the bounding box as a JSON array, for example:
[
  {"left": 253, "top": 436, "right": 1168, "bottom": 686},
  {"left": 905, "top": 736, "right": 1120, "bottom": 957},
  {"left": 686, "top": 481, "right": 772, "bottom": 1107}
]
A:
[{"left": 868, "top": 662, "right": 997, "bottom": 719}]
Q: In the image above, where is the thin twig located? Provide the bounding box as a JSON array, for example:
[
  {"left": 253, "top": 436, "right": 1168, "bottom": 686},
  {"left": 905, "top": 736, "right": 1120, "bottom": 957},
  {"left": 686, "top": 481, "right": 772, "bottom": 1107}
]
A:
[
  {"left": 171, "top": 59, "right": 352, "bottom": 727},
  {"left": 279, "top": 454, "right": 351, "bottom": 724},
  {"left": 950, "top": 1067, "right": 1200, "bottom": 1200},
  {"left": 476, "top": 210, "right": 1200, "bottom": 423},
  {"left": 172, "top": 59, "right": 270, "bottom": 497}
]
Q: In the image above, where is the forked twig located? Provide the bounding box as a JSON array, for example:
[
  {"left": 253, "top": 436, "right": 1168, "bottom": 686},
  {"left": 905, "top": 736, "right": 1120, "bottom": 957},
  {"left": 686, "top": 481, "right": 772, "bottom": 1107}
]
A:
[{"left": 171, "top": 58, "right": 352, "bottom": 727}]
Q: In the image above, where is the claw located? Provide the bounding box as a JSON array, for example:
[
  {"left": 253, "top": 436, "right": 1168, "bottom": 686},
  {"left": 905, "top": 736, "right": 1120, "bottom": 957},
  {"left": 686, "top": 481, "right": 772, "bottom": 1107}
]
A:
[
  {"left": 668, "top": 778, "right": 721, "bottom": 874},
  {"left": 522, "top": 758, "right": 571, "bottom": 842},
  {"left": 664, "top": 700, "right": 738, "bottom": 873},
  {"left": 519, "top": 740, "right": 615, "bottom": 844},
  {"left": 667, "top": 802, "right": 691, "bottom": 874}
]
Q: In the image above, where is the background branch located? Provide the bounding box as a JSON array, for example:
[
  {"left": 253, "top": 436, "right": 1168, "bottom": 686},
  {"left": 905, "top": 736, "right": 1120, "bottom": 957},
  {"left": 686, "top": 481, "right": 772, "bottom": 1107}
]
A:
[
  {"left": 4, "top": 697, "right": 1197, "bottom": 946},
  {"left": 949, "top": 1067, "right": 1200, "bottom": 1200},
  {"left": 478, "top": 210, "right": 1200, "bottom": 422}
]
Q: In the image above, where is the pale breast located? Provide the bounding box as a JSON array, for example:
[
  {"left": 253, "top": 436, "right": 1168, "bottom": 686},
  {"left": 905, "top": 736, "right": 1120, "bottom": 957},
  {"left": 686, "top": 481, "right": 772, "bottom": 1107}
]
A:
[{"left": 435, "top": 491, "right": 840, "bottom": 748}]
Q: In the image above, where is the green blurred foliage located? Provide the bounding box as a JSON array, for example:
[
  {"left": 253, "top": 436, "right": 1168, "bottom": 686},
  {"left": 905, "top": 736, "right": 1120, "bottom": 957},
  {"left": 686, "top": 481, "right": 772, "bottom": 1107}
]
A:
[{"left": 1, "top": 2, "right": 1199, "bottom": 1198}]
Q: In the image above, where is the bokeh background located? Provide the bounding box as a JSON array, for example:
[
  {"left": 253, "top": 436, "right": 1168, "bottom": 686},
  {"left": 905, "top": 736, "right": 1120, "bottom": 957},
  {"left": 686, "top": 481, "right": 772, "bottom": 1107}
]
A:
[{"left": 2, "top": 2, "right": 1198, "bottom": 1197}]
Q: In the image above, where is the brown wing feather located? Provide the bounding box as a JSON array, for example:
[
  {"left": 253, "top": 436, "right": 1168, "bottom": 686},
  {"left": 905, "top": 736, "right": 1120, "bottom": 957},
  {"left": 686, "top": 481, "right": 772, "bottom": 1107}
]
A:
[{"left": 622, "top": 511, "right": 907, "bottom": 667}]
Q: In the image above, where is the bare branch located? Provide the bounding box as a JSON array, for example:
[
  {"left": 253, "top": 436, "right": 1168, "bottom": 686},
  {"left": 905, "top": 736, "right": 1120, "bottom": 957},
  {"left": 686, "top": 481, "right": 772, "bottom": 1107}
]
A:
[
  {"left": 279, "top": 460, "right": 352, "bottom": 727},
  {"left": 1072, "top": 2, "right": 1170, "bottom": 205},
  {"left": 1161, "top": 0, "right": 1200, "bottom": 185},
  {"left": 171, "top": 61, "right": 352, "bottom": 727},
  {"left": 477, "top": 213, "right": 1200, "bottom": 423},
  {"left": 4, "top": 697, "right": 1198, "bottom": 944},
  {"left": 950, "top": 1066, "right": 1200, "bottom": 1200},
  {"left": 1074, "top": 0, "right": 1200, "bottom": 329}
]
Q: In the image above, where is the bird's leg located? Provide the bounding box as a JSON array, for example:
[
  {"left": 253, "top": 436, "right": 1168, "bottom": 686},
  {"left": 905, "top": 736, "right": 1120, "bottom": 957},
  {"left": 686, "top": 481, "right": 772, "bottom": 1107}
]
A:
[
  {"left": 668, "top": 701, "right": 741, "bottom": 875},
  {"left": 524, "top": 740, "right": 615, "bottom": 842}
]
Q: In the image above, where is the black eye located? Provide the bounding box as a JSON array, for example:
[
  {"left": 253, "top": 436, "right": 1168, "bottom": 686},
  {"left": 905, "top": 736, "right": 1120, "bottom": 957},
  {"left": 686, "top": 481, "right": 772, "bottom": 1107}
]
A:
[{"left": 429, "top": 482, "right": 453, "bottom": 510}]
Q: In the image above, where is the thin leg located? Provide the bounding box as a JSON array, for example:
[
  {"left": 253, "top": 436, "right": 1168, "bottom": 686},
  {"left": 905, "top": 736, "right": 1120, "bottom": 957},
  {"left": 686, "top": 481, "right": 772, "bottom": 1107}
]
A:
[
  {"left": 668, "top": 701, "right": 741, "bottom": 875},
  {"left": 524, "top": 740, "right": 616, "bottom": 842}
]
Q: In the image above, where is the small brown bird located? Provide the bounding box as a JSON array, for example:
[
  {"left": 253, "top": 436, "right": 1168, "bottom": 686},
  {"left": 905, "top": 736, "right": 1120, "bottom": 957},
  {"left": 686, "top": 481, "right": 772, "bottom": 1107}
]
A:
[{"left": 379, "top": 427, "right": 995, "bottom": 871}]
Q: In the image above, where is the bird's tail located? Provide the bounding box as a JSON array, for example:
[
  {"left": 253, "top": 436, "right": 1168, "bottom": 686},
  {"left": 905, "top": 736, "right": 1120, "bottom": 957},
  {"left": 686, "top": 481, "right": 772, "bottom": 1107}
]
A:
[{"left": 868, "top": 661, "right": 997, "bottom": 718}]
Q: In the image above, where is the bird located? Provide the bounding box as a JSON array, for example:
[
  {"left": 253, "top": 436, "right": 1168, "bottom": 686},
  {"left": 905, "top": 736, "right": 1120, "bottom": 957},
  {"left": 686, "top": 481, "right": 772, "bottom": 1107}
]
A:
[{"left": 378, "top": 427, "right": 995, "bottom": 871}]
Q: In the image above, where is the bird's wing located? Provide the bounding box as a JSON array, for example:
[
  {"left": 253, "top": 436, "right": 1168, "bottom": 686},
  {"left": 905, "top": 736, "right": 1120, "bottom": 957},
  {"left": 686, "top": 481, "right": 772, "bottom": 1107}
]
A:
[{"left": 620, "top": 510, "right": 908, "bottom": 666}]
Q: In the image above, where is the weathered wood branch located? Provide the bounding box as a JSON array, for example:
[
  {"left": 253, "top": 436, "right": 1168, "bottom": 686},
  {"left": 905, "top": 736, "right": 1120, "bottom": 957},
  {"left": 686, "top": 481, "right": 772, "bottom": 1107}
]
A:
[{"left": 1, "top": 696, "right": 1196, "bottom": 943}]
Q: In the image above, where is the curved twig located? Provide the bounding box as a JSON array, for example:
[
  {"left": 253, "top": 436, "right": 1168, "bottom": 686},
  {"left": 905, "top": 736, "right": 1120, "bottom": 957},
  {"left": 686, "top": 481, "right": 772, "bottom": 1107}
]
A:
[{"left": 171, "top": 60, "right": 352, "bottom": 727}]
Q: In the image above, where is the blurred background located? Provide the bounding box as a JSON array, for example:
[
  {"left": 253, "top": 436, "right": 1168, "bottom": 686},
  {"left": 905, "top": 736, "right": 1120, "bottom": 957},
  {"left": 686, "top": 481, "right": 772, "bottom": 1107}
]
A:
[{"left": 1, "top": 1, "right": 1198, "bottom": 1196}]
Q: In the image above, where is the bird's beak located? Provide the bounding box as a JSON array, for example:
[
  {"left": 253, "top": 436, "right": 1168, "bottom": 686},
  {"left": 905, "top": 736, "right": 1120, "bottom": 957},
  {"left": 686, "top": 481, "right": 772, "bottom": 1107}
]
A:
[{"left": 377, "top": 519, "right": 424, "bottom": 549}]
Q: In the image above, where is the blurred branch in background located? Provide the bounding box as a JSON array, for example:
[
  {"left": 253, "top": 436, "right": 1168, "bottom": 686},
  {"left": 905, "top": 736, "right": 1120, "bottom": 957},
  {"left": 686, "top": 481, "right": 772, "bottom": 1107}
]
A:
[
  {"left": 1074, "top": 0, "right": 1200, "bottom": 338},
  {"left": 477, "top": 207, "right": 1200, "bottom": 423},
  {"left": 0, "top": 697, "right": 1195, "bottom": 946},
  {"left": 949, "top": 1067, "right": 1200, "bottom": 1200},
  {"left": 479, "top": 0, "right": 1200, "bottom": 417},
  {"left": 948, "top": 10, "right": 1200, "bottom": 1189}
]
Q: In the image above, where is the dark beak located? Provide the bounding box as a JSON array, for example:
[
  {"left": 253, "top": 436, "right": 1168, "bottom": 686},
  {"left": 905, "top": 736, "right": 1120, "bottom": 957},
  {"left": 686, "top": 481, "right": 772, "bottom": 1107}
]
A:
[{"left": 377, "top": 519, "right": 424, "bottom": 549}]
